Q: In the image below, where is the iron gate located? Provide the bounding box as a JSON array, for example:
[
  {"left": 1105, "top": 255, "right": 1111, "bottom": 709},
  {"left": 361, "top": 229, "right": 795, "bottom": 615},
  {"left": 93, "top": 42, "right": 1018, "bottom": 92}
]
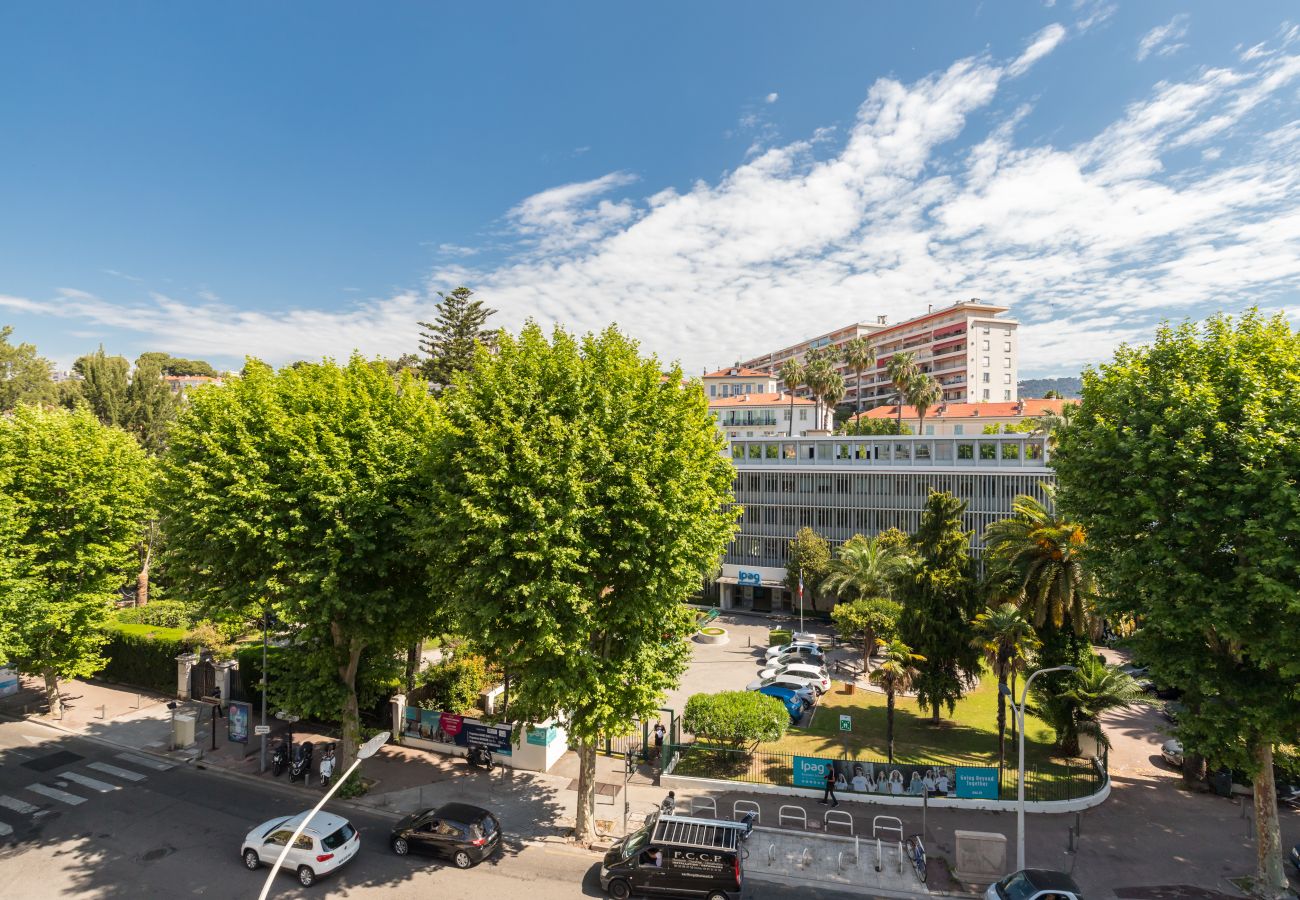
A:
[
  {"left": 598, "top": 708, "right": 677, "bottom": 759},
  {"left": 189, "top": 659, "right": 216, "bottom": 701}
]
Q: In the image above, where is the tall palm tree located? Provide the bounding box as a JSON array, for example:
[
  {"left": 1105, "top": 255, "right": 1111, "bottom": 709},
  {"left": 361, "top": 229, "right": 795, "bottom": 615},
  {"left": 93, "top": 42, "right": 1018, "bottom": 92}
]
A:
[
  {"left": 820, "top": 370, "right": 845, "bottom": 431},
  {"left": 885, "top": 350, "right": 918, "bottom": 431},
  {"left": 906, "top": 373, "right": 944, "bottom": 437},
  {"left": 821, "top": 533, "right": 914, "bottom": 600},
  {"left": 970, "top": 602, "right": 1040, "bottom": 774},
  {"left": 841, "top": 337, "right": 876, "bottom": 422},
  {"left": 802, "top": 349, "right": 834, "bottom": 432},
  {"left": 982, "top": 489, "right": 1095, "bottom": 634},
  {"left": 869, "top": 639, "right": 924, "bottom": 763},
  {"left": 1033, "top": 400, "right": 1078, "bottom": 450},
  {"left": 1032, "top": 654, "right": 1145, "bottom": 756},
  {"left": 778, "top": 358, "right": 805, "bottom": 437}
]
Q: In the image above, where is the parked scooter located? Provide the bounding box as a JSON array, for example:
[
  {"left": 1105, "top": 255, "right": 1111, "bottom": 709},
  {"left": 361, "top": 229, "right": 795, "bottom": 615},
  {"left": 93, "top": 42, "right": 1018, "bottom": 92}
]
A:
[
  {"left": 290, "top": 741, "right": 314, "bottom": 784},
  {"left": 318, "top": 744, "right": 336, "bottom": 789},
  {"left": 465, "top": 746, "right": 495, "bottom": 772},
  {"left": 271, "top": 738, "right": 289, "bottom": 777}
]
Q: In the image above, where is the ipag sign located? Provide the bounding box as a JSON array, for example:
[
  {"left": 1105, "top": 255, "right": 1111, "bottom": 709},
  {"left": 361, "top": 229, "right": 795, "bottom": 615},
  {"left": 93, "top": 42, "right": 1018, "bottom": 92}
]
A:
[
  {"left": 793, "top": 755, "right": 831, "bottom": 789},
  {"left": 738, "top": 570, "right": 762, "bottom": 586}
]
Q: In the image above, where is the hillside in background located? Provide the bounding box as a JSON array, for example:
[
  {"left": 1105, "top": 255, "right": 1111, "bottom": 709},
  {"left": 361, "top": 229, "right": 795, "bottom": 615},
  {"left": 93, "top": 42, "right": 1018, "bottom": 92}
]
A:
[{"left": 1018, "top": 376, "right": 1082, "bottom": 398}]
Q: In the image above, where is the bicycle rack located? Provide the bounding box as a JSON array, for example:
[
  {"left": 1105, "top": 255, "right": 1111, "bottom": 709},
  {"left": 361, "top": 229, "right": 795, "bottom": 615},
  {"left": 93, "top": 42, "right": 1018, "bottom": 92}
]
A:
[
  {"left": 690, "top": 796, "right": 718, "bottom": 818},
  {"left": 800, "top": 848, "right": 813, "bottom": 869},
  {"left": 823, "top": 809, "right": 853, "bottom": 835},
  {"left": 871, "top": 815, "right": 904, "bottom": 843},
  {"left": 874, "top": 837, "right": 882, "bottom": 872},
  {"left": 767, "top": 843, "right": 777, "bottom": 865},
  {"left": 897, "top": 840, "right": 905, "bottom": 875},
  {"left": 733, "top": 800, "right": 760, "bottom": 823},
  {"left": 778, "top": 805, "right": 807, "bottom": 830}
]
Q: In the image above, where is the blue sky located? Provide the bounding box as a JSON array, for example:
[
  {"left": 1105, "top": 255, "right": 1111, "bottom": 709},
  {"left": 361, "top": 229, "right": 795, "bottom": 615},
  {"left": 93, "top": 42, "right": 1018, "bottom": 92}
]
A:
[{"left": 3, "top": 2, "right": 1299, "bottom": 377}]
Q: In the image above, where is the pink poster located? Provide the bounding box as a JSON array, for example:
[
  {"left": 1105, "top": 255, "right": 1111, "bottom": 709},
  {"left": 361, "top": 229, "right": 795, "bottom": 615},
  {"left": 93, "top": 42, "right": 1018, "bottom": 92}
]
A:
[{"left": 438, "top": 713, "right": 464, "bottom": 737}]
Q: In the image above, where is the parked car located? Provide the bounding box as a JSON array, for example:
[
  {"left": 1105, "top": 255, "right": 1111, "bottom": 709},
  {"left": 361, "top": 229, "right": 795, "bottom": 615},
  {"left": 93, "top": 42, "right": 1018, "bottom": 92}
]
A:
[
  {"left": 601, "top": 809, "right": 746, "bottom": 900},
  {"left": 241, "top": 811, "right": 360, "bottom": 888},
  {"left": 765, "top": 641, "right": 824, "bottom": 661},
  {"left": 985, "top": 869, "right": 1084, "bottom": 900},
  {"left": 769, "top": 647, "right": 827, "bottom": 668},
  {"left": 756, "top": 662, "right": 831, "bottom": 693},
  {"left": 390, "top": 803, "right": 501, "bottom": 869},
  {"left": 1161, "top": 701, "right": 1185, "bottom": 724},
  {"left": 757, "top": 685, "right": 807, "bottom": 722},
  {"left": 746, "top": 673, "right": 823, "bottom": 698},
  {"left": 1161, "top": 738, "right": 1184, "bottom": 768}
]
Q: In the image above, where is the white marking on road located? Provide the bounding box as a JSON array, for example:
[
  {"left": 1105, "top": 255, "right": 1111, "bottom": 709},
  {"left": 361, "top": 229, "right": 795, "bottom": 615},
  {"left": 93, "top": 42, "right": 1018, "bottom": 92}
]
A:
[
  {"left": 0, "top": 822, "right": 12, "bottom": 838},
  {"left": 25, "top": 783, "right": 86, "bottom": 805},
  {"left": 0, "top": 795, "right": 38, "bottom": 814},
  {"left": 59, "top": 771, "right": 120, "bottom": 793},
  {"left": 113, "top": 752, "right": 173, "bottom": 771},
  {"left": 87, "top": 761, "right": 146, "bottom": 782}
]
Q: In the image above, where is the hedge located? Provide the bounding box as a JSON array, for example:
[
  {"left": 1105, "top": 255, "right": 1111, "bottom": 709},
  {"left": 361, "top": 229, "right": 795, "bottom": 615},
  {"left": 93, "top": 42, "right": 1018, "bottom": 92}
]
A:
[{"left": 97, "top": 629, "right": 189, "bottom": 694}]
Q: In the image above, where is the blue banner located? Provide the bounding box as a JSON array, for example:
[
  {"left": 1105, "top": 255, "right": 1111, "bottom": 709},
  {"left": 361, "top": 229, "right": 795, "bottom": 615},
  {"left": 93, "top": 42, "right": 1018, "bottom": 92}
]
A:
[
  {"left": 793, "top": 755, "right": 832, "bottom": 789},
  {"left": 954, "top": 766, "right": 999, "bottom": 799}
]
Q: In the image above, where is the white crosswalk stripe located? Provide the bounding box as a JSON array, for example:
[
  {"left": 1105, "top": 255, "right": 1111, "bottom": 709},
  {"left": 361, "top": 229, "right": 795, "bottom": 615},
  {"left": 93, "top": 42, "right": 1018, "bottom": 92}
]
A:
[
  {"left": 26, "top": 783, "right": 86, "bottom": 806},
  {"left": 112, "top": 752, "right": 172, "bottom": 772},
  {"left": 86, "top": 761, "right": 146, "bottom": 782},
  {"left": 0, "top": 821, "right": 12, "bottom": 838},
  {"left": 0, "top": 795, "right": 39, "bottom": 815},
  {"left": 59, "top": 771, "right": 120, "bottom": 793}
]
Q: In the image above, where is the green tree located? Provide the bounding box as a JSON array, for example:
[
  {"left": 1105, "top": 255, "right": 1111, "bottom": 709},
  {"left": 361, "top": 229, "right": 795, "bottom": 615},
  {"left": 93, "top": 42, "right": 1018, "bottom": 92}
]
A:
[
  {"left": 831, "top": 596, "right": 902, "bottom": 671},
  {"left": 73, "top": 346, "right": 130, "bottom": 427},
  {"left": 841, "top": 337, "right": 876, "bottom": 420},
  {"left": 821, "top": 533, "right": 912, "bottom": 600},
  {"left": 1030, "top": 654, "right": 1144, "bottom": 756},
  {"left": 160, "top": 356, "right": 440, "bottom": 774},
  {"left": 885, "top": 350, "right": 918, "bottom": 430},
  {"left": 1053, "top": 310, "right": 1300, "bottom": 894},
  {"left": 683, "top": 691, "right": 789, "bottom": 749},
  {"left": 841, "top": 416, "right": 912, "bottom": 436},
  {"left": 0, "top": 405, "right": 152, "bottom": 716},
  {"left": 785, "top": 527, "right": 832, "bottom": 612},
  {"left": 869, "top": 639, "right": 924, "bottom": 763},
  {"left": 897, "top": 490, "right": 980, "bottom": 722},
  {"left": 983, "top": 490, "right": 1093, "bottom": 635},
  {"left": 874, "top": 527, "right": 912, "bottom": 555},
  {"left": 970, "top": 602, "right": 1039, "bottom": 773},
  {"left": 136, "top": 353, "right": 219, "bottom": 378},
  {"left": 778, "top": 358, "right": 805, "bottom": 437},
  {"left": 417, "top": 286, "right": 496, "bottom": 387},
  {"left": 0, "top": 325, "right": 55, "bottom": 411},
  {"left": 125, "top": 356, "right": 181, "bottom": 454},
  {"left": 906, "top": 373, "right": 944, "bottom": 436},
  {"left": 420, "top": 323, "right": 737, "bottom": 841},
  {"left": 818, "top": 370, "right": 845, "bottom": 431}
]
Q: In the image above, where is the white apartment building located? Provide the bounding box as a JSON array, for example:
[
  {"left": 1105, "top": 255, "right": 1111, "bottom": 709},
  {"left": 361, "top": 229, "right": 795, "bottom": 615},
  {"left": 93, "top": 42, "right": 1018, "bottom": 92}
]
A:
[
  {"left": 704, "top": 367, "right": 817, "bottom": 439},
  {"left": 739, "top": 299, "right": 1020, "bottom": 408}
]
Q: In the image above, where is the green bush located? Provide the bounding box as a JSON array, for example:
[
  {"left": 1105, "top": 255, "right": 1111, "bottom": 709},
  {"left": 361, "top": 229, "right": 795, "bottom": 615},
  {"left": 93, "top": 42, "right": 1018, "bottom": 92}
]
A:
[
  {"left": 116, "top": 600, "right": 195, "bottom": 629},
  {"left": 98, "top": 629, "right": 189, "bottom": 694},
  {"left": 683, "top": 691, "right": 789, "bottom": 748},
  {"left": 414, "top": 655, "right": 489, "bottom": 714},
  {"left": 769, "top": 628, "right": 792, "bottom": 647}
]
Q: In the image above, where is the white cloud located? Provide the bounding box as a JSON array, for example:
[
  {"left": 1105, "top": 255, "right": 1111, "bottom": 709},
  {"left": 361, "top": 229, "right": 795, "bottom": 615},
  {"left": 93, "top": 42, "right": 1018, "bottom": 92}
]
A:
[
  {"left": 1009, "top": 24, "right": 1066, "bottom": 77},
  {"left": 765, "top": 92, "right": 779, "bottom": 104},
  {"left": 1137, "top": 14, "right": 1190, "bottom": 61}
]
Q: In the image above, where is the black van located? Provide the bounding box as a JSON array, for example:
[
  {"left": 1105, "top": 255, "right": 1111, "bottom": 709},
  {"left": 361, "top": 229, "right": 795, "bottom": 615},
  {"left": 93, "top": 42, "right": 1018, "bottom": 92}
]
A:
[{"left": 599, "top": 810, "right": 744, "bottom": 899}]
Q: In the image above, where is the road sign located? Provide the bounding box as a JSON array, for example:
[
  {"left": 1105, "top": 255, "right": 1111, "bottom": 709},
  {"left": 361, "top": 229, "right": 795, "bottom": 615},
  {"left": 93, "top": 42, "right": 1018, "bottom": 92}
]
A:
[
  {"left": 839, "top": 714, "right": 852, "bottom": 732},
  {"left": 254, "top": 725, "right": 271, "bottom": 736}
]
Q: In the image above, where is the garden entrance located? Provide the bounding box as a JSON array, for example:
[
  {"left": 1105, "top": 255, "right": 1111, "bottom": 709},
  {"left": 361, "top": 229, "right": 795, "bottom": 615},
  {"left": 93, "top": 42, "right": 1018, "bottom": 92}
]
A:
[{"left": 597, "top": 708, "right": 677, "bottom": 760}]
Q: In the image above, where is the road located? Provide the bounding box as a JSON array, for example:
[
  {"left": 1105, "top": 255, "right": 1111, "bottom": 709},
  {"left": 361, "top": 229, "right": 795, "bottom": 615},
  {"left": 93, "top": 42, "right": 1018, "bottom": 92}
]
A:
[{"left": 0, "top": 719, "right": 875, "bottom": 899}]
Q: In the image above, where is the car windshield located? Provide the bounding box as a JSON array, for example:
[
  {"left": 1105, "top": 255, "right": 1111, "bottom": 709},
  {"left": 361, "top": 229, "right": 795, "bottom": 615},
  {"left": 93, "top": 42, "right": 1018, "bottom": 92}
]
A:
[
  {"left": 261, "top": 817, "right": 292, "bottom": 839},
  {"left": 321, "top": 823, "right": 355, "bottom": 850},
  {"left": 996, "top": 872, "right": 1041, "bottom": 900},
  {"left": 621, "top": 828, "right": 648, "bottom": 859}
]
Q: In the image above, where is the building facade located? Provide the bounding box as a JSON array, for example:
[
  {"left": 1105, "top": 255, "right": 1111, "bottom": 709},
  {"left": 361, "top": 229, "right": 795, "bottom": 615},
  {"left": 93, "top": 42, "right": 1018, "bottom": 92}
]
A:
[
  {"left": 738, "top": 299, "right": 1020, "bottom": 409},
  {"left": 851, "top": 398, "right": 1068, "bottom": 436},
  {"left": 715, "top": 434, "right": 1053, "bottom": 613}
]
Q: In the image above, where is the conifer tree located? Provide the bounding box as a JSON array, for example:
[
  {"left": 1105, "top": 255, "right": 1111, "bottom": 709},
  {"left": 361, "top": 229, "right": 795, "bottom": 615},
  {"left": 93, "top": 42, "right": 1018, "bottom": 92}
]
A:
[{"left": 417, "top": 286, "right": 497, "bottom": 388}]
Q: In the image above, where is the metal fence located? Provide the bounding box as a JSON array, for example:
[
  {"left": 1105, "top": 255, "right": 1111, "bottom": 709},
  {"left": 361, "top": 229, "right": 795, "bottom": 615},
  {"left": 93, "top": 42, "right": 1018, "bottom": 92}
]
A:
[
  {"left": 663, "top": 743, "right": 1107, "bottom": 803},
  {"left": 598, "top": 709, "right": 678, "bottom": 759}
]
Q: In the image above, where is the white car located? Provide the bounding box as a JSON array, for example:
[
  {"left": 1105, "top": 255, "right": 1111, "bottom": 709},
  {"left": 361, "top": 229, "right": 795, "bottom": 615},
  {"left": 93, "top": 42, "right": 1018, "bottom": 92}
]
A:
[
  {"left": 747, "top": 671, "right": 828, "bottom": 697},
  {"left": 985, "top": 869, "right": 1083, "bottom": 900},
  {"left": 241, "top": 811, "right": 360, "bottom": 888},
  {"left": 765, "top": 641, "right": 825, "bottom": 661},
  {"left": 757, "top": 662, "right": 831, "bottom": 693}
]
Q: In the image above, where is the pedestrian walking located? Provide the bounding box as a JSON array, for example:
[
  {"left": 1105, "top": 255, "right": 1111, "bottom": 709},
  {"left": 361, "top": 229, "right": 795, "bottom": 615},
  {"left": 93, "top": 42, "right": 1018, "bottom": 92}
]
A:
[
  {"left": 819, "top": 764, "right": 839, "bottom": 806},
  {"left": 652, "top": 721, "right": 666, "bottom": 764}
]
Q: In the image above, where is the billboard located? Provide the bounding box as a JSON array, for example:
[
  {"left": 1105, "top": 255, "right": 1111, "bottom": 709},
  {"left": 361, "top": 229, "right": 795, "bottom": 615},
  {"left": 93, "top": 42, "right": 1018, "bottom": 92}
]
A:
[
  {"left": 403, "top": 707, "right": 514, "bottom": 756},
  {"left": 793, "top": 756, "right": 998, "bottom": 799},
  {"left": 227, "top": 701, "right": 251, "bottom": 744}
]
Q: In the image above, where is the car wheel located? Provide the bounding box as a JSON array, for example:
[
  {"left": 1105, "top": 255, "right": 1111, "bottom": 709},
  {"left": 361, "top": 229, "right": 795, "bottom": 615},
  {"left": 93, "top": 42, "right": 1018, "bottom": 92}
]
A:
[
  {"left": 242, "top": 849, "right": 260, "bottom": 870},
  {"left": 608, "top": 879, "right": 632, "bottom": 900},
  {"left": 296, "top": 866, "right": 315, "bottom": 887},
  {"left": 392, "top": 837, "right": 409, "bottom": 856},
  {"left": 706, "top": 893, "right": 730, "bottom": 900},
  {"left": 453, "top": 849, "right": 474, "bottom": 869}
]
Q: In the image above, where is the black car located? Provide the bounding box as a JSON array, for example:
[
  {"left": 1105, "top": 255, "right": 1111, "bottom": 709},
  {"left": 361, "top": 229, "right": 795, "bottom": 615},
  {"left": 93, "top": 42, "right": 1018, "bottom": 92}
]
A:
[{"left": 390, "top": 803, "right": 501, "bottom": 869}]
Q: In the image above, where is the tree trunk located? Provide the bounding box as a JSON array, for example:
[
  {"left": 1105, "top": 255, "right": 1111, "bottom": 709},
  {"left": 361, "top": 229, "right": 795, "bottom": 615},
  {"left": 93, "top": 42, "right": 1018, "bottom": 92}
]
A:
[
  {"left": 855, "top": 370, "right": 862, "bottom": 420},
  {"left": 788, "top": 395, "right": 795, "bottom": 437},
  {"left": 1251, "top": 741, "right": 1289, "bottom": 897},
  {"left": 996, "top": 673, "right": 1007, "bottom": 775},
  {"left": 574, "top": 737, "right": 598, "bottom": 843},
  {"left": 43, "top": 668, "right": 61, "bottom": 718},
  {"left": 136, "top": 520, "right": 156, "bottom": 607},
  {"left": 404, "top": 640, "right": 423, "bottom": 694},
  {"left": 885, "top": 690, "right": 895, "bottom": 763},
  {"left": 1009, "top": 670, "right": 1019, "bottom": 742},
  {"left": 331, "top": 622, "right": 365, "bottom": 775},
  {"left": 1181, "top": 752, "right": 1209, "bottom": 791},
  {"left": 931, "top": 705, "right": 940, "bottom": 724}
]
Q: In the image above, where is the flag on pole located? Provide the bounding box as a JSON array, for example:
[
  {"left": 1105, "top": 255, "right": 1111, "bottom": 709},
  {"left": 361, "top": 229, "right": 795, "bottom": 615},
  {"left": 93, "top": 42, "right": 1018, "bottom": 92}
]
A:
[{"left": 798, "top": 570, "right": 803, "bottom": 604}]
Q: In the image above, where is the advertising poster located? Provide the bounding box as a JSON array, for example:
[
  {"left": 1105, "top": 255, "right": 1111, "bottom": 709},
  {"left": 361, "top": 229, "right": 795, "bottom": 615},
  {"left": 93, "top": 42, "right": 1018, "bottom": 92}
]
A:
[
  {"left": 0, "top": 668, "right": 19, "bottom": 698},
  {"left": 793, "top": 755, "right": 831, "bottom": 789},
  {"left": 227, "top": 701, "right": 251, "bottom": 744},
  {"left": 795, "top": 756, "right": 961, "bottom": 796},
  {"left": 954, "top": 766, "right": 1000, "bottom": 799},
  {"left": 436, "top": 713, "right": 464, "bottom": 743},
  {"left": 527, "top": 724, "right": 557, "bottom": 746},
  {"left": 403, "top": 708, "right": 513, "bottom": 756},
  {"left": 463, "top": 722, "right": 514, "bottom": 755}
]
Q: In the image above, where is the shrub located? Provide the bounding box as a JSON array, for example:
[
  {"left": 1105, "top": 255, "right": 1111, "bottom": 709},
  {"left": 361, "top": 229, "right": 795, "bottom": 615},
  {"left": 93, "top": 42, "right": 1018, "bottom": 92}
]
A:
[
  {"left": 683, "top": 691, "right": 789, "bottom": 749},
  {"left": 413, "top": 655, "right": 489, "bottom": 714},
  {"left": 185, "top": 621, "right": 234, "bottom": 660},
  {"left": 116, "top": 600, "right": 195, "bottom": 630},
  {"left": 98, "top": 629, "right": 189, "bottom": 694},
  {"left": 769, "top": 628, "right": 792, "bottom": 647}
]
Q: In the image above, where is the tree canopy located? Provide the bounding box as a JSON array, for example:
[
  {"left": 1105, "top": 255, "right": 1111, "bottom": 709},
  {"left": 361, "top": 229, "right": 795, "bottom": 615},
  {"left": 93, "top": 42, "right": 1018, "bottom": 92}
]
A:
[
  {"left": 784, "top": 527, "right": 831, "bottom": 611},
  {"left": 73, "top": 347, "right": 130, "bottom": 427},
  {"left": 417, "top": 286, "right": 496, "bottom": 387},
  {"left": 0, "top": 325, "right": 55, "bottom": 411}
]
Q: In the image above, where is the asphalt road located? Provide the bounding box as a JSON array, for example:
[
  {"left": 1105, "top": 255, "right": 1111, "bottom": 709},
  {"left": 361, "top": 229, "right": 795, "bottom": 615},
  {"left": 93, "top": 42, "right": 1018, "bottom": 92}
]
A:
[{"left": 0, "top": 720, "right": 878, "bottom": 900}]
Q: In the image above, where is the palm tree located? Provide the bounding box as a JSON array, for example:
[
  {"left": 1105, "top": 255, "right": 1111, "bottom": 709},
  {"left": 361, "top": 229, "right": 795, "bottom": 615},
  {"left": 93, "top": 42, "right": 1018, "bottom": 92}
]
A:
[
  {"left": 801, "top": 349, "right": 834, "bottom": 432},
  {"left": 970, "top": 602, "right": 1039, "bottom": 774},
  {"left": 778, "top": 358, "right": 805, "bottom": 437},
  {"left": 982, "top": 489, "right": 1095, "bottom": 634},
  {"left": 1032, "top": 654, "right": 1145, "bottom": 756},
  {"left": 821, "top": 533, "right": 913, "bottom": 600},
  {"left": 1033, "top": 400, "right": 1078, "bottom": 450},
  {"left": 841, "top": 337, "right": 876, "bottom": 423},
  {"left": 885, "top": 351, "right": 918, "bottom": 431},
  {"left": 820, "top": 370, "right": 845, "bottom": 431},
  {"left": 906, "top": 373, "right": 944, "bottom": 437},
  {"left": 869, "top": 639, "right": 924, "bottom": 763}
]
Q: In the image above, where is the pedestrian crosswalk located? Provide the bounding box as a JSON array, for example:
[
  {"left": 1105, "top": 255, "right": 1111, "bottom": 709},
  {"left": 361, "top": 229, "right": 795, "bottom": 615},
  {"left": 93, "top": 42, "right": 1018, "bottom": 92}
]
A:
[{"left": 0, "top": 751, "right": 172, "bottom": 840}]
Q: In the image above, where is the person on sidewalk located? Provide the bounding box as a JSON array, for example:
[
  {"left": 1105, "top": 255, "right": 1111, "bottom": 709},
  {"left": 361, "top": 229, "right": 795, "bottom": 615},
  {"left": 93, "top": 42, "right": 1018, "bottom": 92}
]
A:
[
  {"left": 652, "top": 722, "right": 666, "bottom": 764},
  {"left": 819, "top": 764, "right": 839, "bottom": 806}
]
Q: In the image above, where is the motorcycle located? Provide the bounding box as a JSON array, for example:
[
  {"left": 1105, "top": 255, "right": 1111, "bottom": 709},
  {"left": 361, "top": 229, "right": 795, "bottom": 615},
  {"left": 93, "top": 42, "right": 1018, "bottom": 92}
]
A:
[
  {"left": 290, "top": 741, "right": 314, "bottom": 784},
  {"left": 465, "top": 746, "right": 495, "bottom": 772},
  {"left": 271, "top": 738, "right": 289, "bottom": 777},
  {"left": 318, "top": 744, "right": 336, "bottom": 789}
]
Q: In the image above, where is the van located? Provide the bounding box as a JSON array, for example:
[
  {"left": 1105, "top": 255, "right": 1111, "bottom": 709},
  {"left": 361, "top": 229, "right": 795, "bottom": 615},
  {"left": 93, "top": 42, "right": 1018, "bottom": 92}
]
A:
[{"left": 599, "top": 810, "right": 744, "bottom": 899}]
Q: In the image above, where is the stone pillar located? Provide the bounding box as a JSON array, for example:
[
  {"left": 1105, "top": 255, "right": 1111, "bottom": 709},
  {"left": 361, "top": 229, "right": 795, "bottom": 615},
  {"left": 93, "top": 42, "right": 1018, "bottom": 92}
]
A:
[
  {"left": 720, "top": 583, "right": 732, "bottom": 610},
  {"left": 214, "top": 660, "right": 237, "bottom": 709},
  {"left": 391, "top": 693, "right": 406, "bottom": 744},
  {"left": 175, "top": 653, "right": 199, "bottom": 701}
]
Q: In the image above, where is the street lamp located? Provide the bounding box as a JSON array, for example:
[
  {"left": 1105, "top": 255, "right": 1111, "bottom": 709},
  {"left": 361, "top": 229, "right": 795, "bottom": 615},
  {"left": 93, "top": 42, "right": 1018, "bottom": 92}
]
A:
[
  {"left": 1001, "top": 664, "right": 1077, "bottom": 871},
  {"left": 257, "top": 731, "right": 389, "bottom": 900}
]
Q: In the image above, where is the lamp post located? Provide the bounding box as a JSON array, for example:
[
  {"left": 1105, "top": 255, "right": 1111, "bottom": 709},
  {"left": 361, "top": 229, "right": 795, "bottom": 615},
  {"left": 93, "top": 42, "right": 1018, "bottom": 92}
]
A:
[
  {"left": 259, "top": 602, "right": 269, "bottom": 774},
  {"left": 1002, "top": 665, "right": 1077, "bottom": 871},
  {"left": 257, "top": 731, "right": 389, "bottom": 900}
]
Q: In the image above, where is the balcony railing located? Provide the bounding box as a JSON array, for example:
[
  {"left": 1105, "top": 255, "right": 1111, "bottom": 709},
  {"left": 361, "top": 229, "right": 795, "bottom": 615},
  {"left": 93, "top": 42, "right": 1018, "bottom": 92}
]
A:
[{"left": 728, "top": 434, "right": 1050, "bottom": 469}]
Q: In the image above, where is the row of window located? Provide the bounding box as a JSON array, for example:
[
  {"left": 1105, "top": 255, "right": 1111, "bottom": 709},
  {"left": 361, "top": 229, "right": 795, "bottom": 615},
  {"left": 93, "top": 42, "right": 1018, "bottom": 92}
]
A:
[{"left": 980, "top": 340, "right": 1013, "bottom": 352}]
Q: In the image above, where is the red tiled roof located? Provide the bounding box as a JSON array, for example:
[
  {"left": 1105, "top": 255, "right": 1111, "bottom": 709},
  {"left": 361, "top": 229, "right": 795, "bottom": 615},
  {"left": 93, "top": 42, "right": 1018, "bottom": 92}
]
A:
[
  {"left": 851, "top": 398, "right": 1069, "bottom": 421},
  {"left": 703, "top": 366, "right": 773, "bottom": 379},
  {"left": 709, "top": 392, "right": 815, "bottom": 408}
]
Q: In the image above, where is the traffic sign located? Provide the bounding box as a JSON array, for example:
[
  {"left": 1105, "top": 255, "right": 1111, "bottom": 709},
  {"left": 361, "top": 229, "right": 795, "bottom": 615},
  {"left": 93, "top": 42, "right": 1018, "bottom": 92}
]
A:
[
  {"left": 839, "top": 714, "right": 852, "bottom": 732},
  {"left": 254, "top": 725, "right": 271, "bottom": 736}
]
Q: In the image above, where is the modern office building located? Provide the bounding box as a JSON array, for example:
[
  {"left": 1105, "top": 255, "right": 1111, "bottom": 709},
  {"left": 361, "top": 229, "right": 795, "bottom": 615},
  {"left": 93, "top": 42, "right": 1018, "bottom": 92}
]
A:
[
  {"left": 714, "top": 433, "right": 1053, "bottom": 613},
  {"left": 851, "top": 398, "right": 1068, "bottom": 436},
  {"left": 738, "top": 299, "right": 1020, "bottom": 409}
]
